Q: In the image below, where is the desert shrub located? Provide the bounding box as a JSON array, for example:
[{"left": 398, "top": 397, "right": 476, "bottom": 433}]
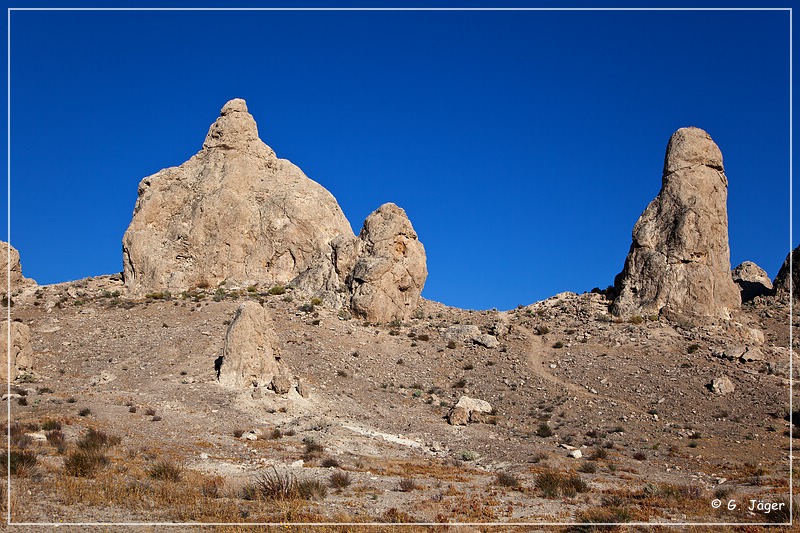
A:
[
  {"left": 536, "top": 470, "right": 588, "bottom": 498},
  {"left": 382, "top": 507, "right": 415, "bottom": 523},
  {"left": 233, "top": 429, "right": 244, "bottom": 438},
  {"left": 321, "top": 457, "right": 339, "bottom": 468},
  {"left": 64, "top": 449, "right": 108, "bottom": 477},
  {"left": 573, "top": 505, "right": 633, "bottom": 530},
  {"left": 302, "top": 438, "right": 324, "bottom": 460},
  {"left": 0, "top": 450, "right": 37, "bottom": 476},
  {"left": 590, "top": 447, "right": 608, "bottom": 460},
  {"left": 495, "top": 472, "right": 519, "bottom": 488},
  {"left": 299, "top": 303, "right": 315, "bottom": 313},
  {"left": 536, "top": 422, "right": 553, "bottom": 438},
  {"left": 310, "top": 297, "right": 323, "bottom": 306},
  {"left": 77, "top": 428, "right": 121, "bottom": 451},
  {"left": 457, "top": 450, "right": 477, "bottom": 461},
  {"left": 128, "top": 406, "right": 137, "bottom": 413},
  {"left": 40, "top": 419, "right": 61, "bottom": 431},
  {"left": 268, "top": 285, "right": 286, "bottom": 295},
  {"left": 147, "top": 459, "right": 183, "bottom": 481},
  {"left": 552, "top": 341, "right": 564, "bottom": 349},
  {"left": 628, "top": 315, "right": 644, "bottom": 324},
  {"left": 298, "top": 478, "right": 327, "bottom": 500},
  {"left": 144, "top": 407, "right": 157, "bottom": 416},
  {"left": 46, "top": 430, "right": 66, "bottom": 453},
  {"left": 398, "top": 478, "right": 417, "bottom": 492},
  {"left": 633, "top": 451, "right": 647, "bottom": 461},
  {"left": 328, "top": 470, "right": 351, "bottom": 489},
  {"left": 578, "top": 462, "right": 597, "bottom": 474},
  {"left": 687, "top": 343, "right": 700, "bottom": 354},
  {"left": 447, "top": 340, "right": 457, "bottom": 349},
  {"left": 78, "top": 408, "right": 91, "bottom": 417},
  {"left": 417, "top": 334, "right": 430, "bottom": 341},
  {"left": 256, "top": 468, "right": 298, "bottom": 500},
  {"left": 270, "top": 428, "right": 282, "bottom": 440},
  {"left": 17, "top": 397, "right": 27, "bottom": 406}
]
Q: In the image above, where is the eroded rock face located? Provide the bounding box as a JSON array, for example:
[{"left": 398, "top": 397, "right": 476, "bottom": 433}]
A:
[
  {"left": 612, "top": 127, "right": 740, "bottom": 322},
  {"left": 122, "top": 99, "right": 354, "bottom": 295},
  {"left": 219, "top": 301, "right": 286, "bottom": 390},
  {"left": 0, "top": 320, "right": 33, "bottom": 381},
  {"left": 1, "top": 242, "right": 36, "bottom": 298},
  {"left": 732, "top": 261, "right": 773, "bottom": 302},
  {"left": 349, "top": 203, "right": 427, "bottom": 323},
  {"left": 773, "top": 245, "right": 799, "bottom": 301}
]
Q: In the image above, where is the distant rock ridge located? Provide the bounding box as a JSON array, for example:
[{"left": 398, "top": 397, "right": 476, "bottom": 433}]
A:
[
  {"left": 612, "top": 127, "right": 740, "bottom": 322},
  {"left": 123, "top": 99, "right": 427, "bottom": 322}
]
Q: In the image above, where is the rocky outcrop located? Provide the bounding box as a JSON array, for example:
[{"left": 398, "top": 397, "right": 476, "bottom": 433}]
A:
[
  {"left": 732, "top": 261, "right": 773, "bottom": 302},
  {"left": 1, "top": 320, "right": 33, "bottom": 381},
  {"left": 773, "top": 245, "right": 799, "bottom": 301},
  {"left": 122, "top": 99, "right": 354, "bottom": 295},
  {"left": 2, "top": 242, "right": 35, "bottom": 299},
  {"left": 349, "top": 203, "right": 427, "bottom": 323},
  {"left": 218, "top": 301, "right": 290, "bottom": 391},
  {"left": 612, "top": 127, "right": 740, "bottom": 322},
  {"left": 447, "top": 396, "right": 493, "bottom": 425}
]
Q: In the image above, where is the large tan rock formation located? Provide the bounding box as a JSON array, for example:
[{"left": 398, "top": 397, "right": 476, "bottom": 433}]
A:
[
  {"left": 122, "top": 99, "right": 353, "bottom": 295},
  {"left": 732, "top": 261, "right": 773, "bottom": 302},
  {"left": 218, "top": 301, "right": 289, "bottom": 390},
  {"left": 349, "top": 203, "right": 427, "bottom": 323},
  {"left": 1, "top": 320, "right": 33, "bottom": 382},
  {"left": 612, "top": 127, "right": 740, "bottom": 322},
  {"left": 2, "top": 241, "right": 36, "bottom": 299}
]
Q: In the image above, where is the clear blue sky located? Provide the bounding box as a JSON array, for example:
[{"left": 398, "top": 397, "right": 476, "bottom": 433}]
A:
[{"left": 4, "top": 2, "right": 795, "bottom": 310}]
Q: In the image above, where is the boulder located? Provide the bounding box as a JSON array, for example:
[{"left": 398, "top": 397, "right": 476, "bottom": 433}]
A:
[
  {"left": 612, "top": 127, "right": 740, "bottom": 322},
  {"left": 710, "top": 376, "right": 735, "bottom": 395},
  {"left": 122, "top": 99, "right": 354, "bottom": 295},
  {"left": 732, "top": 261, "right": 773, "bottom": 302},
  {"left": 0, "top": 320, "right": 34, "bottom": 381},
  {"left": 219, "top": 301, "right": 287, "bottom": 391},
  {"left": 443, "top": 325, "right": 498, "bottom": 349},
  {"left": 447, "top": 395, "right": 493, "bottom": 425},
  {"left": 349, "top": 203, "right": 427, "bottom": 323},
  {"left": 773, "top": 245, "right": 799, "bottom": 301},
  {"left": 1, "top": 241, "right": 36, "bottom": 299}
]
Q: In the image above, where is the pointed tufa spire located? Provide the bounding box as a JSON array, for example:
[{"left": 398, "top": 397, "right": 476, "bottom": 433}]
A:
[
  {"left": 612, "top": 127, "right": 740, "bottom": 322},
  {"left": 202, "top": 98, "right": 274, "bottom": 158}
]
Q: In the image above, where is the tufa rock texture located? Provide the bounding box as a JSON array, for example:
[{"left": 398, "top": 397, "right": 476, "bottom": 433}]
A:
[
  {"left": 122, "top": 99, "right": 353, "bottom": 295},
  {"left": 218, "top": 301, "right": 290, "bottom": 391},
  {"left": 773, "top": 245, "right": 799, "bottom": 301},
  {"left": 349, "top": 203, "right": 427, "bottom": 323},
  {"left": 2, "top": 241, "right": 36, "bottom": 298},
  {"left": 732, "top": 261, "right": 773, "bottom": 302},
  {"left": 1, "top": 320, "right": 34, "bottom": 382},
  {"left": 612, "top": 127, "right": 740, "bottom": 322}
]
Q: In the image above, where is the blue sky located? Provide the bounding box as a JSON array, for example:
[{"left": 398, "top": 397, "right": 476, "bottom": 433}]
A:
[{"left": 4, "top": 3, "right": 795, "bottom": 310}]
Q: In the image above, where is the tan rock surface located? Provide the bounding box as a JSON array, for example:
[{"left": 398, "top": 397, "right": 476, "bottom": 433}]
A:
[
  {"left": 1, "top": 241, "right": 36, "bottom": 297},
  {"left": 732, "top": 261, "right": 773, "bottom": 302},
  {"left": 122, "top": 99, "right": 354, "bottom": 295},
  {"left": 612, "top": 127, "right": 740, "bottom": 322},
  {"left": 1, "top": 319, "right": 33, "bottom": 381},
  {"left": 773, "top": 245, "right": 799, "bottom": 300},
  {"left": 218, "top": 301, "right": 285, "bottom": 390},
  {"left": 349, "top": 203, "right": 427, "bottom": 323}
]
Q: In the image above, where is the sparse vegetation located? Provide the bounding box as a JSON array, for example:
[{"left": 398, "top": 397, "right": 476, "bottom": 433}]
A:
[
  {"left": 147, "top": 458, "right": 184, "bottom": 481},
  {"left": 536, "top": 422, "right": 553, "bottom": 438},
  {"left": 398, "top": 478, "right": 417, "bottom": 492},
  {"left": 328, "top": 470, "right": 351, "bottom": 489}
]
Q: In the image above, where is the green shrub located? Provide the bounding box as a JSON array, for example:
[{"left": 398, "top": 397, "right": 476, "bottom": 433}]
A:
[{"left": 268, "top": 285, "right": 286, "bottom": 295}]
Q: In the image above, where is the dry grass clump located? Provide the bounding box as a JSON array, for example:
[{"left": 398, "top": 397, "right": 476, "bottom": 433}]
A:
[
  {"left": 147, "top": 458, "right": 184, "bottom": 482},
  {"left": 0, "top": 449, "right": 37, "bottom": 476},
  {"left": 495, "top": 471, "right": 520, "bottom": 488},
  {"left": 254, "top": 467, "right": 327, "bottom": 501},
  {"left": 329, "top": 470, "right": 352, "bottom": 489},
  {"left": 77, "top": 428, "right": 121, "bottom": 450},
  {"left": 64, "top": 449, "right": 109, "bottom": 477},
  {"left": 535, "top": 469, "right": 589, "bottom": 498},
  {"left": 398, "top": 478, "right": 418, "bottom": 492},
  {"left": 302, "top": 438, "right": 325, "bottom": 461}
]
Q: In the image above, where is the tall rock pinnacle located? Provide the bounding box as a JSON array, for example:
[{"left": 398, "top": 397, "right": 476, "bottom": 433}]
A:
[
  {"left": 122, "top": 99, "right": 354, "bottom": 294},
  {"left": 612, "top": 127, "right": 741, "bottom": 322}
]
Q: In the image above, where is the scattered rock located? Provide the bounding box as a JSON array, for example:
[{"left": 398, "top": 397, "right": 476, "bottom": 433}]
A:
[
  {"left": 612, "top": 127, "right": 741, "bottom": 322},
  {"left": 89, "top": 372, "right": 117, "bottom": 386},
  {"left": 349, "top": 203, "right": 427, "bottom": 323},
  {"left": 773, "top": 245, "right": 799, "bottom": 301},
  {"left": 568, "top": 449, "right": 583, "bottom": 459},
  {"left": 0, "top": 320, "right": 33, "bottom": 382},
  {"left": 732, "top": 261, "right": 773, "bottom": 302},
  {"left": 122, "top": 98, "right": 354, "bottom": 295},
  {"left": 473, "top": 333, "right": 499, "bottom": 349},
  {"left": 444, "top": 325, "right": 481, "bottom": 343},
  {"left": 710, "top": 376, "right": 735, "bottom": 395}
]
